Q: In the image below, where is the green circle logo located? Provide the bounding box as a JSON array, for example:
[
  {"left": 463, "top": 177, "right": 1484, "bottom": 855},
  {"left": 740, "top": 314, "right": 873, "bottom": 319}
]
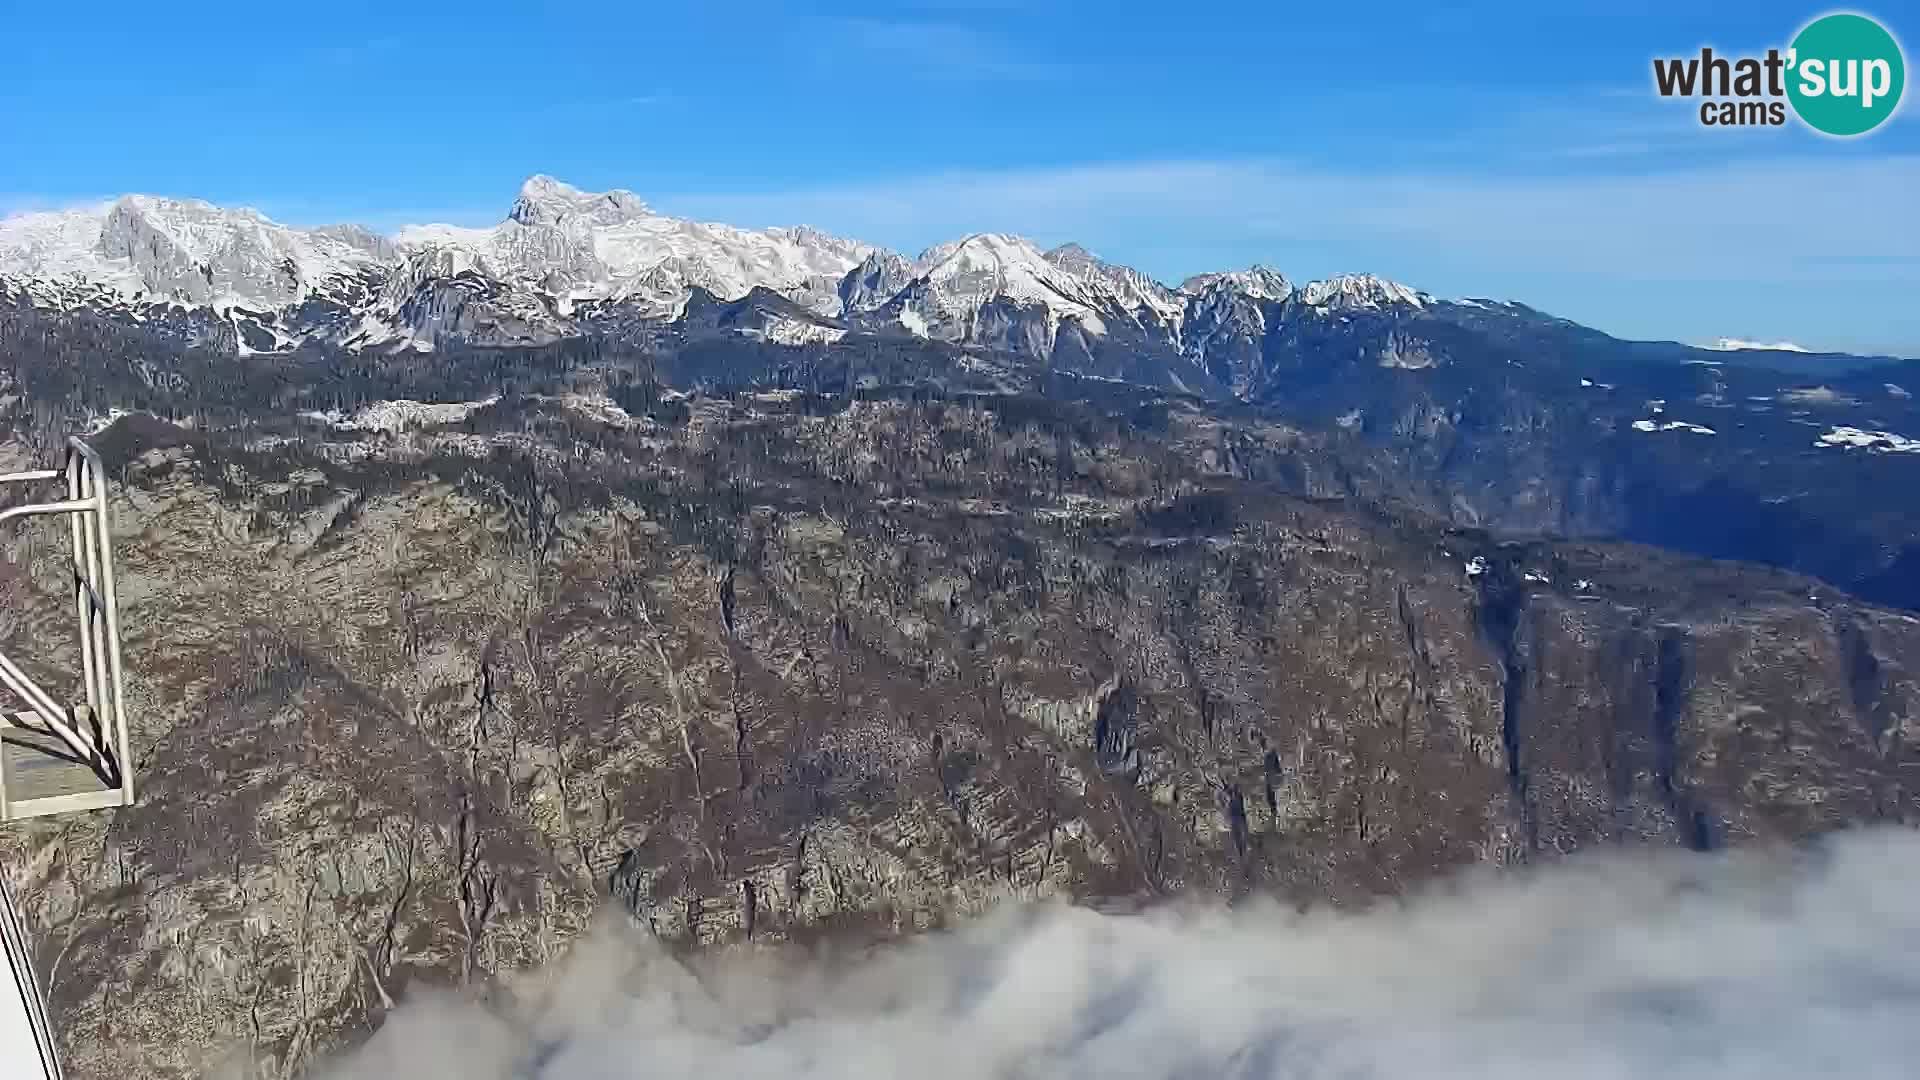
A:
[{"left": 1787, "top": 13, "right": 1906, "bottom": 136}]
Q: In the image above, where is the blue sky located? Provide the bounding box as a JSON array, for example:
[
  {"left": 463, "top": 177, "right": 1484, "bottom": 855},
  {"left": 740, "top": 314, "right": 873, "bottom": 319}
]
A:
[{"left": 2, "top": 1, "right": 1916, "bottom": 354}]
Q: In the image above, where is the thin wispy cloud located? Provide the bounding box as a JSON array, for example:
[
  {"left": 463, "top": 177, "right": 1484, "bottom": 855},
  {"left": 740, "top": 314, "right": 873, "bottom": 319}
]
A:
[{"left": 810, "top": 16, "right": 1058, "bottom": 81}]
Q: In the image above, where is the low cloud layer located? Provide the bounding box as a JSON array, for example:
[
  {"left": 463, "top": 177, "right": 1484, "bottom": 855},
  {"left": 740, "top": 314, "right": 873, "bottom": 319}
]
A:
[{"left": 311, "top": 827, "right": 1920, "bottom": 1080}]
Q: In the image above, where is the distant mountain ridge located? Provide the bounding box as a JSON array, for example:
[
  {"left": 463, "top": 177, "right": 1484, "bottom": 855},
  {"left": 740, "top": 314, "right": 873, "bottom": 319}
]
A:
[
  {"left": 1, "top": 173, "right": 1908, "bottom": 413},
  {"left": 0, "top": 175, "right": 1536, "bottom": 370}
]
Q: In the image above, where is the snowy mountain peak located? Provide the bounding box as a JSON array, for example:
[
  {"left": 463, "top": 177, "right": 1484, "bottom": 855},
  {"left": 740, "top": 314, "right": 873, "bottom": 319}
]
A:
[
  {"left": 1179, "top": 266, "right": 1293, "bottom": 302},
  {"left": 914, "top": 232, "right": 1048, "bottom": 272},
  {"left": 518, "top": 174, "right": 576, "bottom": 200},
  {"left": 389, "top": 176, "right": 875, "bottom": 318},
  {"left": 1042, "top": 242, "right": 1102, "bottom": 271},
  {"left": 915, "top": 234, "right": 1092, "bottom": 301},
  {"left": 1043, "top": 243, "right": 1185, "bottom": 329},
  {"left": 1298, "top": 273, "right": 1426, "bottom": 310},
  {"left": 0, "top": 192, "right": 390, "bottom": 313},
  {"left": 770, "top": 224, "right": 844, "bottom": 249},
  {"left": 839, "top": 250, "right": 917, "bottom": 314},
  {"left": 0, "top": 203, "right": 121, "bottom": 279},
  {"left": 507, "top": 175, "right": 650, "bottom": 227},
  {"left": 1039, "top": 242, "right": 1130, "bottom": 283},
  {"left": 882, "top": 232, "right": 1113, "bottom": 346}
]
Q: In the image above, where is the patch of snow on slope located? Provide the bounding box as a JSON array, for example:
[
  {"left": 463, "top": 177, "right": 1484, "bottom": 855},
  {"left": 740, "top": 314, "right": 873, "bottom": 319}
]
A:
[
  {"left": 1817, "top": 427, "right": 1920, "bottom": 454},
  {"left": 553, "top": 394, "right": 638, "bottom": 429},
  {"left": 302, "top": 396, "right": 501, "bottom": 434},
  {"left": 1707, "top": 338, "right": 1811, "bottom": 353},
  {"left": 84, "top": 408, "right": 192, "bottom": 436},
  {"left": 753, "top": 316, "right": 848, "bottom": 346},
  {"left": 1779, "top": 386, "right": 1858, "bottom": 407},
  {"left": 1632, "top": 419, "right": 1717, "bottom": 435}
]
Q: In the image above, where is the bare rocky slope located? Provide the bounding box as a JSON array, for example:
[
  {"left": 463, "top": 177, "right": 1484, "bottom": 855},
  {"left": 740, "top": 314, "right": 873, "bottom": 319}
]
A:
[{"left": 0, "top": 332, "right": 1915, "bottom": 1078}]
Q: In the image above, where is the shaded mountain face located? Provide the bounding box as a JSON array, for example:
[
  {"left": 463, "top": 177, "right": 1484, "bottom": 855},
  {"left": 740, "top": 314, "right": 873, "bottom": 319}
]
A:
[
  {"left": 0, "top": 321, "right": 1916, "bottom": 1078},
  {"left": 1212, "top": 296, "right": 1920, "bottom": 610}
]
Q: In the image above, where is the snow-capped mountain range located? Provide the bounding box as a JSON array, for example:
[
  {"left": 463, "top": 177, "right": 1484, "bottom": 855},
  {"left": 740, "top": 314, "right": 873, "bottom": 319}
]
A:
[{"left": 0, "top": 174, "right": 1554, "bottom": 383}]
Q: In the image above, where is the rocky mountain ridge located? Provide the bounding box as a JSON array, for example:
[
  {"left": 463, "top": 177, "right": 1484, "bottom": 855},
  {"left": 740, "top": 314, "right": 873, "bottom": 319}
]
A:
[{"left": 0, "top": 176, "right": 1467, "bottom": 369}]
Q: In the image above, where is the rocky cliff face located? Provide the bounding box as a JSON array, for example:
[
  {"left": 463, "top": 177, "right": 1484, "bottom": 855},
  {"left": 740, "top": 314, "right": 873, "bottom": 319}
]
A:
[{"left": 0, "top": 372, "right": 1913, "bottom": 1078}]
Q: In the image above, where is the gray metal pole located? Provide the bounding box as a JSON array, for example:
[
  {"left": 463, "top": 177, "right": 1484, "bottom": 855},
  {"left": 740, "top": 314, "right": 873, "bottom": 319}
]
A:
[{"left": 0, "top": 870, "right": 62, "bottom": 1080}]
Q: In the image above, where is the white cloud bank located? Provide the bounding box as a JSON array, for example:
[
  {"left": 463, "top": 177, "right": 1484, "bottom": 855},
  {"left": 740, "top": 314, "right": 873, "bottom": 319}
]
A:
[{"left": 305, "top": 827, "right": 1920, "bottom": 1080}]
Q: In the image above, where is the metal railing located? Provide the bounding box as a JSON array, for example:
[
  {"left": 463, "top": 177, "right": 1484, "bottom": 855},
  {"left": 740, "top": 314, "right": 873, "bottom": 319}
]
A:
[{"left": 0, "top": 438, "right": 134, "bottom": 822}]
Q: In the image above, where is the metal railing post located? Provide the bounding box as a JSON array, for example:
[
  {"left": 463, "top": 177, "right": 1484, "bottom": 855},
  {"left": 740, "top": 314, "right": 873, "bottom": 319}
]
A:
[{"left": 77, "top": 441, "right": 133, "bottom": 804}]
